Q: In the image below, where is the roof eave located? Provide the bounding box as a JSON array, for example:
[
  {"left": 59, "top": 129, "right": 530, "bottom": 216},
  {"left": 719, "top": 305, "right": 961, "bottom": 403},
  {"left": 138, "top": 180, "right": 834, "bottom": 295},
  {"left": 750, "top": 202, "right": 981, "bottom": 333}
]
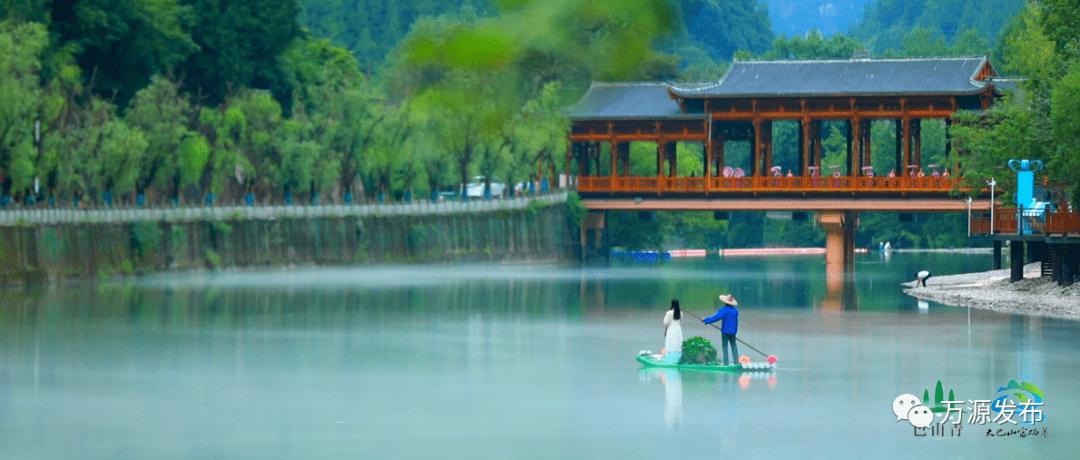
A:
[
  {"left": 669, "top": 88, "right": 993, "bottom": 99},
  {"left": 569, "top": 115, "right": 709, "bottom": 121}
]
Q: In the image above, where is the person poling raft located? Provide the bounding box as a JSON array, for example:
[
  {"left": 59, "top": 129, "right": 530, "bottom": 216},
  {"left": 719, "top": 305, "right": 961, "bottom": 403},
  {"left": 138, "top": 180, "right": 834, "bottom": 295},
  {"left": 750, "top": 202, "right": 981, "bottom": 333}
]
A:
[{"left": 637, "top": 293, "right": 778, "bottom": 372}]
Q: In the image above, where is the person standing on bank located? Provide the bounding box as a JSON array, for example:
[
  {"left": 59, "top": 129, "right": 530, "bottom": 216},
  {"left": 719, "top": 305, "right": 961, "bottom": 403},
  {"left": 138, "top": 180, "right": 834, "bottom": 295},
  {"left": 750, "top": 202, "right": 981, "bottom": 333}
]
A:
[
  {"left": 663, "top": 299, "right": 684, "bottom": 363},
  {"left": 703, "top": 294, "right": 739, "bottom": 365}
]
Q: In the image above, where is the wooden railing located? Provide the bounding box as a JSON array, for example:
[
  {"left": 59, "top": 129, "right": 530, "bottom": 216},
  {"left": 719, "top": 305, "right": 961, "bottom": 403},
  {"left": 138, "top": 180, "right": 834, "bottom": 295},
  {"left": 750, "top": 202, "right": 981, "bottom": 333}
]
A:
[
  {"left": 969, "top": 210, "right": 1080, "bottom": 236},
  {"left": 576, "top": 174, "right": 958, "bottom": 194},
  {"left": 971, "top": 216, "right": 991, "bottom": 234},
  {"left": 1046, "top": 212, "right": 1080, "bottom": 235},
  {"left": 994, "top": 207, "right": 1019, "bottom": 234}
]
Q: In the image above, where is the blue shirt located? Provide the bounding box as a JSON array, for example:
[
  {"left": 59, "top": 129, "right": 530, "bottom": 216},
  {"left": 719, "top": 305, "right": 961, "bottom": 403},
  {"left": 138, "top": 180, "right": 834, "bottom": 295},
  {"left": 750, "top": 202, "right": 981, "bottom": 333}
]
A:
[{"left": 704, "top": 306, "right": 738, "bottom": 334}]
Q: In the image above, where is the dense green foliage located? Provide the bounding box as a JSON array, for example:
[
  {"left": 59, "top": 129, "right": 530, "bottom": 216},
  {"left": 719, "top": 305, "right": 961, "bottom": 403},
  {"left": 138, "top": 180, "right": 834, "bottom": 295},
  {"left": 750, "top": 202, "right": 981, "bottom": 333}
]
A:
[
  {"left": 950, "top": 1, "right": 1080, "bottom": 206},
  {"left": 679, "top": 336, "right": 717, "bottom": 365},
  {"left": 299, "top": 0, "right": 491, "bottom": 73},
  {"left": 674, "top": 0, "right": 773, "bottom": 62},
  {"left": 851, "top": 0, "right": 1024, "bottom": 55},
  {"left": 0, "top": 0, "right": 1070, "bottom": 253}
]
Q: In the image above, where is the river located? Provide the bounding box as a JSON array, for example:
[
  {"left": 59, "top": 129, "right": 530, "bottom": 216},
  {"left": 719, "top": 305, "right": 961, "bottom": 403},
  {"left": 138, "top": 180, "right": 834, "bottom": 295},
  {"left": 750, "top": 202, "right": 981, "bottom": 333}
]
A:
[{"left": 0, "top": 252, "right": 1075, "bottom": 458}]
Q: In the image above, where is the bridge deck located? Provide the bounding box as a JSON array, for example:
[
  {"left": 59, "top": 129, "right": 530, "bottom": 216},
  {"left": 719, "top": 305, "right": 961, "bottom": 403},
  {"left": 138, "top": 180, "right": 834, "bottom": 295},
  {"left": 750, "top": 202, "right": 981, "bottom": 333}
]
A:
[
  {"left": 576, "top": 175, "right": 961, "bottom": 195},
  {"left": 580, "top": 197, "right": 987, "bottom": 212}
]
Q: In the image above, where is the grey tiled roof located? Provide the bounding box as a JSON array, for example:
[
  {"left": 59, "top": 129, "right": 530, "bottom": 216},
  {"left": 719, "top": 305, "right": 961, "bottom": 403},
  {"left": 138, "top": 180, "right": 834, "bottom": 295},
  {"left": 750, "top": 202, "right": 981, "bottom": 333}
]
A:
[
  {"left": 989, "top": 77, "right": 1023, "bottom": 93},
  {"left": 564, "top": 82, "right": 708, "bottom": 120},
  {"left": 669, "top": 56, "right": 995, "bottom": 98}
]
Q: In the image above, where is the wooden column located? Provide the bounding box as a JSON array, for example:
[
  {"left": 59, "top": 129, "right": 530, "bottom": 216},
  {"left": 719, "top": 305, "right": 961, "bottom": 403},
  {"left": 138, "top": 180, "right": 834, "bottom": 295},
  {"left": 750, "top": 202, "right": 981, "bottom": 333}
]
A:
[
  {"left": 752, "top": 118, "right": 762, "bottom": 176},
  {"left": 894, "top": 120, "right": 902, "bottom": 175},
  {"left": 913, "top": 119, "right": 922, "bottom": 170},
  {"left": 902, "top": 116, "right": 911, "bottom": 173},
  {"left": 901, "top": 98, "right": 911, "bottom": 173},
  {"left": 801, "top": 117, "right": 811, "bottom": 176},
  {"left": 595, "top": 142, "right": 602, "bottom": 176},
  {"left": 668, "top": 142, "right": 677, "bottom": 177},
  {"left": 849, "top": 98, "right": 859, "bottom": 176},
  {"left": 609, "top": 139, "right": 618, "bottom": 178},
  {"left": 656, "top": 123, "right": 664, "bottom": 179},
  {"left": 763, "top": 120, "right": 774, "bottom": 172},
  {"left": 862, "top": 120, "right": 872, "bottom": 171},
  {"left": 655, "top": 142, "right": 664, "bottom": 178},
  {"left": 607, "top": 122, "right": 616, "bottom": 178},
  {"left": 619, "top": 142, "right": 630, "bottom": 177},
  {"left": 704, "top": 119, "right": 712, "bottom": 179},
  {"left": 813, "top": 120, "right": 822, "bottom": 170},
  {"left": 847, "top": 119, "right": 856, "bottom": 176},
  {"left": 717, "top": 130, "right": 726, "bottom": 173}
]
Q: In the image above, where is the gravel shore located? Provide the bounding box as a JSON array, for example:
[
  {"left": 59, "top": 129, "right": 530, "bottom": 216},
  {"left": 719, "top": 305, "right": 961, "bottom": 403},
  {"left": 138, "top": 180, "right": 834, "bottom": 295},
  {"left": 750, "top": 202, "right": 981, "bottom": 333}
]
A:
[{"left": 903, "top": 263, "right": 1080, "bottom": 320}]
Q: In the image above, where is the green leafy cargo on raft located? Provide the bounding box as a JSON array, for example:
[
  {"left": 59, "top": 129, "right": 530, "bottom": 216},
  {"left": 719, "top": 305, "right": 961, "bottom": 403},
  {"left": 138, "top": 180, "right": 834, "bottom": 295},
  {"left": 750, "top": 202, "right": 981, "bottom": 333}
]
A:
[{"left": 679, "top": 336, "right": 717, "bottom": 365}]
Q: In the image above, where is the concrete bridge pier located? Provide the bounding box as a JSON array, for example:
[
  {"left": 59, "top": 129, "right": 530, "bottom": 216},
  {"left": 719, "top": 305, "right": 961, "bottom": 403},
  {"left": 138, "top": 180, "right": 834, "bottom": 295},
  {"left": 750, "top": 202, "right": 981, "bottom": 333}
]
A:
[
  {"left": 993, "top": 241, "right": 1002, "bottom": 270},
  {"left": 581, "top": 211, "right": 608, "bottom": 266},
  {"left": 1010, "top": 240, "right": 1024, "bottom": 282},
  {"left": 819, "top": 211, "right": 859, "bottom": 265}
]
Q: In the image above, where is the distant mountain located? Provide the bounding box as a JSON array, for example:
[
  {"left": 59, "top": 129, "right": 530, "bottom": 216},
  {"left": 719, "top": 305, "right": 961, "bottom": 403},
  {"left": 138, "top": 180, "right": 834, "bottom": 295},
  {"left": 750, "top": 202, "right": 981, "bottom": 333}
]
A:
[
  {"left": 849, "top": 0, "right": 1025, "bottom": 54},
  {"left": 768, "top": 1, "right": 872, "bottom": 37}
]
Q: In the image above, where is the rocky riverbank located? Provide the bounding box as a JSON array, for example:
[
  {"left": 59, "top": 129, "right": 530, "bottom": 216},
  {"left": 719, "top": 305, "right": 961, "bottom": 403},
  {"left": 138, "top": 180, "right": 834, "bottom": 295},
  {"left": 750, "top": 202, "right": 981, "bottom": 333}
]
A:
[{"left": 904, "top": 263, "right": 1080, "bottom": 320}]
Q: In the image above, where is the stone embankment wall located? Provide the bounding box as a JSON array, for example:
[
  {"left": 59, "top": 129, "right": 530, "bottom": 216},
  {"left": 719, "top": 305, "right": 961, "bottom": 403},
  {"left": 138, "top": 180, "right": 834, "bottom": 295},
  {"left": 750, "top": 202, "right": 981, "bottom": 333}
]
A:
[{"left": 0, "top": 193, "right": 573, "bottom": 285}]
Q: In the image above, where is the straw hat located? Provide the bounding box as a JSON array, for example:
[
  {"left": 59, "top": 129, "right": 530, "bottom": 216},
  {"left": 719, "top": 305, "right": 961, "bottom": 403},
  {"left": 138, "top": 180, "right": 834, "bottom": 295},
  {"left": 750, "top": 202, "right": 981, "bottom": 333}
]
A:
[{"left": 718, "top": 294, "right": 738, "bottom": 306}]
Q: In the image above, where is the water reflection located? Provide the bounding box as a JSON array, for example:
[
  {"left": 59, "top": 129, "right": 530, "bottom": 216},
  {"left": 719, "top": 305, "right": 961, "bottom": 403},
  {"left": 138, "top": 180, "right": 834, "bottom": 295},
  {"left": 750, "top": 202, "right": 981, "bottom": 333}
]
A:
[
  {"left": 822, "top": 263, "right": 859, "bottom": 311},
  {"left": 640, "top": 368, "right": 684, "bottom": 428},
  {"left": 5, "top": 254, "right": 1078, "bottom": 457},
  {"left": 639, "top": 366, "right": 779, "bottom": 430}
]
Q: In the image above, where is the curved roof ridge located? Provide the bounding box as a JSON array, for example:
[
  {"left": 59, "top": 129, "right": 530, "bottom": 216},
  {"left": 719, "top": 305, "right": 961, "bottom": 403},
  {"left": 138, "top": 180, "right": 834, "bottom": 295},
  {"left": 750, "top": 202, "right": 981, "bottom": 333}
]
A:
[
  {"left": 736, "top": 55, "right": 988, "bottom": 64},
  {"left": 668, "top": 56, "right": 994, "bottom": 98},
  {"left": 587, "top": 81, "right": 674, "bottom": 87}
]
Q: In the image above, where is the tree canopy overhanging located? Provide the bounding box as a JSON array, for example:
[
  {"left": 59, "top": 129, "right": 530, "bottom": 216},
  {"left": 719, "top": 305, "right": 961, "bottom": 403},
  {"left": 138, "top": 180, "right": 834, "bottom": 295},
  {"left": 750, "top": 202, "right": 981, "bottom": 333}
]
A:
[{"left": 0, "top": 0, "right": 1076, "bottom": 249}]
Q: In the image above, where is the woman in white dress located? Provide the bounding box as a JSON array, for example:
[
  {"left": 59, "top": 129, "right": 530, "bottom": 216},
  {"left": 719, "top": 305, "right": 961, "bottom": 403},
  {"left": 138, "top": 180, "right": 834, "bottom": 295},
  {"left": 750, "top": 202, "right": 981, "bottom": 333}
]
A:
[{"left": 663, "top": 299, "right": 684, "bottom": 363}]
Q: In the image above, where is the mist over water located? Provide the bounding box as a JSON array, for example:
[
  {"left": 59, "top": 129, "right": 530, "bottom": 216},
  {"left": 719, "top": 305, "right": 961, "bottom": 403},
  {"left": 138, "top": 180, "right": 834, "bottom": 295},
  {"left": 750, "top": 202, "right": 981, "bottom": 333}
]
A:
[{"left": 1, "top": 253, "right": 1076, "bottom": 458}]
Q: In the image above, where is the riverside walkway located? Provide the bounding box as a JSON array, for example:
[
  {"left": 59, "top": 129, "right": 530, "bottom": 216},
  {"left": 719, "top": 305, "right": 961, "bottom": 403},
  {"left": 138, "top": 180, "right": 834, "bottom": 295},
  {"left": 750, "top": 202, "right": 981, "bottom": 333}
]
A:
[{"left": 0, "top": 191, "right": 568, "bottom": 226}]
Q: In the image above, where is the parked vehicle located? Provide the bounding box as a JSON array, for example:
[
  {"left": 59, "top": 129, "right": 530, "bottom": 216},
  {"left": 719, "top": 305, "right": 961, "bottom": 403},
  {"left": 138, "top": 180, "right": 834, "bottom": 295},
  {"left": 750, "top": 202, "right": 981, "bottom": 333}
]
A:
[{"left": 464, "top": 176, "right": 506, "bottom": 198}]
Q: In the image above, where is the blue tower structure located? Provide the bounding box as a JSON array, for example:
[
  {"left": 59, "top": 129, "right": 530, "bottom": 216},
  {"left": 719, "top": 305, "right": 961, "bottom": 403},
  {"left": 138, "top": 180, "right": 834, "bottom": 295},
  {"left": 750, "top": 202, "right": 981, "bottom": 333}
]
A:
[{"left": 1009, "top": 159, "right": 1052, "bottom": 235}]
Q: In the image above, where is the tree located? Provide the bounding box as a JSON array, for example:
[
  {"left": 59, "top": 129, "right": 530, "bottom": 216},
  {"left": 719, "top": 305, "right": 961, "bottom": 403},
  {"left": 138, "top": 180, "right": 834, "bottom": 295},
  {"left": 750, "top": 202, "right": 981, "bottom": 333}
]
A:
[
  {"left": 852, "top": 0, "right": 1024, "bottom": 55},
  {"left": 91, "top": 115, "right": 148, "bottom": 203},
  {"left": 1050, "top": 66, "right": 1080, "bottom": 203},
  {"left": 0, "top": 20, "right": 47, "bottom": 200},
  {"left": 416, "top": 70, "right": 514, "bottom": 199},
  {"left": 49, "top": 0, "right": 198, "bottom": 107},
  {"left": 820, "top": 123, "right": 848, "bottom": 175},
  {"left": 124, "top": 75, "right": 198, "bottom": 203},
  {"left": 281, "top": 38, "right": 373, "bottom": 202},
  {"left": 362, "top": 101, "right": 412, "bottom": 200},
  {"left": 1041, "top": 0, "right": 1080, "bottom": 60},
  {"left": 198, "top": 89, "right": 279, "bottom": 203},
  {"left": 948, "top": 104, "right": 1037, "bottom": 203},
  {"left": 179, "top": 0, "right": 303, "bottom": 107},
  {"left": 762, "top": 31, "right": 862, "bottom": 60},
  {"left": 677, "top": 0, "right": 773, "bottom": 61},
  {"left": 949, "top": 27, "right": 991, "bottom": 55},
  {"left": 890, "top": 27, "right": 948, "bottom": 57},
  {"left": 508, "top": 81, "right": 570, "bottom": 191},
  {"left": 48, "top": 98, "right": 147, "bottom": 204}
]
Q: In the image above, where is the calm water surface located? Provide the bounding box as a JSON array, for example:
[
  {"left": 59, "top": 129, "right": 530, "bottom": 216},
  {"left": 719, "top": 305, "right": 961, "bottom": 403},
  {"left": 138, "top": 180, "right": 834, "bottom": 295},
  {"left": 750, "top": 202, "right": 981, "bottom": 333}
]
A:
[{"left": 1, "top": 252, "right": 1077, "bottom": 459}]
